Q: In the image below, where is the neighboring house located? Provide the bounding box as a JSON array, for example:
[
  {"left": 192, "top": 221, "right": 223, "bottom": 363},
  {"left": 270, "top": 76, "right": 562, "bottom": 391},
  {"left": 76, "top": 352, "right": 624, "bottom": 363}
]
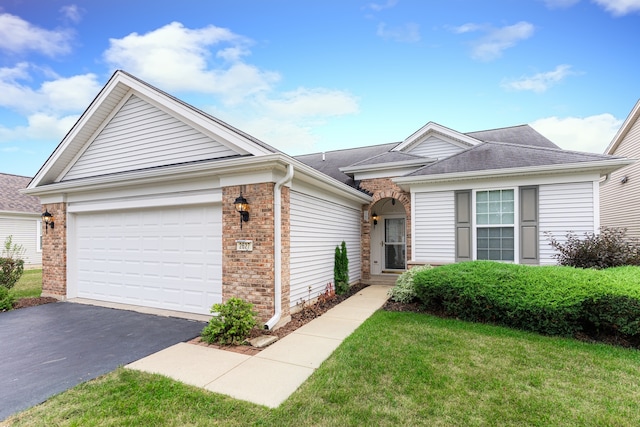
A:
[
  {"left": 24, "top": 70, "right": 631, "bottom": 327},
  {"left": 0, "top": 173, "right": 42, "bottom": 267},
  {"left": 601, "top": 99, "right": 640, "bottom": 239}
]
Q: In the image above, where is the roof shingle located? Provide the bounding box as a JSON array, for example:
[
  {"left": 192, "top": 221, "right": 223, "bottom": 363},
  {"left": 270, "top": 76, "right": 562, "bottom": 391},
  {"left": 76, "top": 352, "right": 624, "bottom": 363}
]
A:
[{"left": 0, "top": 173, "right": 41, "bottom": 213}]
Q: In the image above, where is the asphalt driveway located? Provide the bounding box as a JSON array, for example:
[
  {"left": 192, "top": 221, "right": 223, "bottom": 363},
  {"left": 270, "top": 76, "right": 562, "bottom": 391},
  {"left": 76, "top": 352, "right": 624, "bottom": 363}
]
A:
[{"left": 0, "top": 302, "right": 207, "bottom": 421}]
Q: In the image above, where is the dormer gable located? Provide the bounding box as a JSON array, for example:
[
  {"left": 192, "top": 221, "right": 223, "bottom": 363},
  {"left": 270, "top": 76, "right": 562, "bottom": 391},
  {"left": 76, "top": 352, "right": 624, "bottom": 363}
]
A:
[{"left": 392, "top": 122, "right": 481, "bottom": 159}]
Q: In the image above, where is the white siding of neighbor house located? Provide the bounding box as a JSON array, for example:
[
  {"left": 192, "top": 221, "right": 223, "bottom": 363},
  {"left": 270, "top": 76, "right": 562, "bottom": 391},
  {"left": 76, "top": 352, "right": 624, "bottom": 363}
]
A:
[
  {"left": 406, "top": 135, "right": 466, "bottom": 159},
  {"left": 289, "top": 190, "right": 361, "bottom": 308},
  {"left": 539, "top": 181, "right": 595, "bottom": 265},
  {"left": 600, "top": 113, "right": 640, "bottom": 239},
  {"left": 413, "top": 191, "right": 456, "bottom": 264},
  {"left": 0, "top": 215, "right": 42, "bottom": 266},
  {"left": 62, "top": 95, "right": 238, "bottom": 181}
]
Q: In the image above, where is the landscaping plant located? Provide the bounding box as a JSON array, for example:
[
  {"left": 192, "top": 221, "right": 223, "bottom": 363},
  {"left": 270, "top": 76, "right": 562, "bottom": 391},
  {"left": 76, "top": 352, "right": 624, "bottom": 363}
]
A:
[
  {"left": 546, "top": 226, "right": 640, "bottom": 269},
  {"left": 388, "top": 264, "right": 433, "bottom": 303},
  {"left": 0, "top": 285, "right": 15, "bottom": 311},
  {"left": 413, "top": 261, "right": 640, "bottom": 341},
  {"left": 334, "top": 241, "right": 349, "bottom": 295},
  {"left": 201, "top": 297, "right": 258, "bottom": 345},
  {"left": 0, "top": 235, "right": 26, "bottom": 290}
]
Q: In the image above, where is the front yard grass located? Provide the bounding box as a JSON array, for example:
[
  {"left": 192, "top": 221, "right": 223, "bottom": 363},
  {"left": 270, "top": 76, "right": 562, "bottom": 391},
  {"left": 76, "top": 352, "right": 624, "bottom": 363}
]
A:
[
  {"left": 9, "top": 268, "right": 42, "bottom": 299},
  {"left": 6, "top": 310, "right": 640, "bottom": 426}
]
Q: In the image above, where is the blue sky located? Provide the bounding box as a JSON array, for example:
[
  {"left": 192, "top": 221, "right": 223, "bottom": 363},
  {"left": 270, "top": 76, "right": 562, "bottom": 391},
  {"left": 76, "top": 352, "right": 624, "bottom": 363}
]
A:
[{"left": 1, "top": 0, "right": 639, "bottom": 177}]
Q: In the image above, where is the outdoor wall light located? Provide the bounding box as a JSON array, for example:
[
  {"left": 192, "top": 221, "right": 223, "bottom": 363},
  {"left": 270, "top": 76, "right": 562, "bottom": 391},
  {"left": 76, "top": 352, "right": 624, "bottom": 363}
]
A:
[
  {"left": 621, "top": 176, "right": 629, "bottom": 184},
  {"left": 372, "top": 212, "right": 379, "bottom": 226},
  {"left": 41, "top": 210, "right": 54, "bottom": 233},
  {"left": 234, "top": 192, "right": 250, "bottom": 229}
]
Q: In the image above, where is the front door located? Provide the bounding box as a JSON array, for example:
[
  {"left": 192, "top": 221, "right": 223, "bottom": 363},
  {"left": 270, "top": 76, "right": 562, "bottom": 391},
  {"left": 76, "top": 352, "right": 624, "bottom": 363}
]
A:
[{"left": 384, "top": 218, "right": 406, "bottom": 270}]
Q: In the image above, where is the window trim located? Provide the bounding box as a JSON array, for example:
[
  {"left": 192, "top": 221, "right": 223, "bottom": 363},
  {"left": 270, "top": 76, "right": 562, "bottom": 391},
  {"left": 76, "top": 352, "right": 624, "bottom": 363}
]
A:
[
  {"left": 36, "top": 220, "right": 43, "bottom": 253},
  {"left": 472, "top": 187, "right": 519, "bottom": 263}
]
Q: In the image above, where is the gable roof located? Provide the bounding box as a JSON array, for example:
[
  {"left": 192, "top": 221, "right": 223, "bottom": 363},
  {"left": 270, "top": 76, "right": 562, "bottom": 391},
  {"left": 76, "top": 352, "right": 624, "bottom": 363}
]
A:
[
  {"left": 466, "top": 124, "right": 559, "bottom": 149},
  {"left": 399, "top": 141, "right": 632, "bottom": 181},
  {"left": 28, "top": 70, "right": 279, "bottom": 189},
  {"left": 0, "top": 173, "right": 40, "bottom": 214},
  {"left": 392, "top": 121, "right": 481, "bottom": 152},
  {"left": 605, "top": 98, "right": 640, "bottom": 155}
]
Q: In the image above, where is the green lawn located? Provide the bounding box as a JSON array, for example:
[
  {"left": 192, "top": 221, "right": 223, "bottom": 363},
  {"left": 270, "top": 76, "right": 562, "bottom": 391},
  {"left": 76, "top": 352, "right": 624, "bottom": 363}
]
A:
[
  {"left": 6, "top": 310, "right": 640, "bottom": 426},
  {"left": 9, "top": 268, "right": 42, "bottom": 299}
]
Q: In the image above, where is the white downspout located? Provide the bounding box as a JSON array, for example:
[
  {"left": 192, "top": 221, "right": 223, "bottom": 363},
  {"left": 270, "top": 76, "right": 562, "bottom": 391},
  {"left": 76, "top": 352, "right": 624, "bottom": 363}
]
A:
[
  {"left": 599, "top": 173, "right": 610, "bottom": 186},
  {"left": 265, "top": 163, "right": 294, "bottom": 330}
]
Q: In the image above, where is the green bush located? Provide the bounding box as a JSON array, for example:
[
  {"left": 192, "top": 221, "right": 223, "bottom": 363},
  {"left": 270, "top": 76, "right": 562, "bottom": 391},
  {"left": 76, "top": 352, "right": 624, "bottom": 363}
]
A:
[
  {"left": 546, "top": 227, "right": 640, "bottom": 269},
  {"left": 388, "top": 264, "right": 433, "bottom": 303},
  {"left": 201, "top": 298, "right": 258, "bottom": 345},
  {"left": 413, "top": 261, "right": 640, "bottom": 340},
  {"left": 0, "top": 286, "right": 15, "bottom": 311},
  {"left": 334, "top": 241, "right": 349, "bottom": 295},
  {"left": 0, "top": 235, "right": 26, "bottom": 290}
]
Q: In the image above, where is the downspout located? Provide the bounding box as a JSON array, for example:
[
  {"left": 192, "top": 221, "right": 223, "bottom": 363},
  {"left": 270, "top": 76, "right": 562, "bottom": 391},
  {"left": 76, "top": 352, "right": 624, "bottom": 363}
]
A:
[
  {"left": 599, "top": 173, "right": 610, "bottom": 186},
  {"left": 265, "top": 163, "right": 294, "bottom": 330}
]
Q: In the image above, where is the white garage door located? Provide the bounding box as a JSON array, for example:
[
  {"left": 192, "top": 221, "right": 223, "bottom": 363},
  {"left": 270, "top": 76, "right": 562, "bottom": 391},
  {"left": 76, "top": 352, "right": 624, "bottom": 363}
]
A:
[{"left": 75, "top": 204, "right": 221, "bottom": 315}]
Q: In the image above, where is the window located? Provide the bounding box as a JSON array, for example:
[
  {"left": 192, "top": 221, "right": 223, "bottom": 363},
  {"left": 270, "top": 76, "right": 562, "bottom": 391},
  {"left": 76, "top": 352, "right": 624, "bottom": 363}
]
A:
[{"left": 476, "top": 189, "right": 514, "bottom": 261}]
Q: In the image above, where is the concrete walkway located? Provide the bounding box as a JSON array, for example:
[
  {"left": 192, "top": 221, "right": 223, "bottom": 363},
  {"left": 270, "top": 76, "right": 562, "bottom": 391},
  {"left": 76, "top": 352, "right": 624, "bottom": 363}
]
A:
[{"left": 126, "top": 285, "right": 392, "bottom": 408}]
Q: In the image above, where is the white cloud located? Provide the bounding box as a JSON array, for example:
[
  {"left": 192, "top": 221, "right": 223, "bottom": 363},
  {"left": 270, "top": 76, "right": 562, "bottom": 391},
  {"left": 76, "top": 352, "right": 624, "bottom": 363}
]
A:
[
  {"left": 103, "top": 21, "right": 280, "bottom": 104},
  {"left": 467, "top": 21, "right": 535, "bottom": 61},
  {"left": 259, "top": 88, "right": 359, "bottom": 118},
  {"left": 377, "top": 22, "right": 421, "bottom": 43},
  {"left": 0, "top": 64, "right": 101, "bottom": 114},
  {"left": 530, "top": 113, "right": 622, "bottom": 153},
  {"left": 502, "top": 64, "right": 577, "bottom": 92},
  {"left": 593, "top": 0, "right": 640, "bottom": 15},
  {"left": 543, "top": 0, "right": 581, "bottom": 8},
  {"left": 451, "top": 23, "right": 485, "bottom": 34},
  {"left": 0, "top": 13, "right": 73, "bottom": 56},
  {"left": 367, "top": 0, "right": 399, "bottom": 12},
  {"left": 60, "top": 5, "right": 84, "bottom": 23}
]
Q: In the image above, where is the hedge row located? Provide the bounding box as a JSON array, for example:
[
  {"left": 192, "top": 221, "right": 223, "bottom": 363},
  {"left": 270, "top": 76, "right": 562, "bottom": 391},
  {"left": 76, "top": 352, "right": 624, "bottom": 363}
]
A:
[{"left": 413, "top": 261, "right": 640, "bottom": 339}]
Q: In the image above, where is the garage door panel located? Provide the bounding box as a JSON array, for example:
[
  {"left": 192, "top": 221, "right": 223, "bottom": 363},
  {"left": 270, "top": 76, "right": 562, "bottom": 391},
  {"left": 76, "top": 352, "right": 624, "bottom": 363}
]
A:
[{"left": 75, "top": 204, "right": 222, "bottom": 315}]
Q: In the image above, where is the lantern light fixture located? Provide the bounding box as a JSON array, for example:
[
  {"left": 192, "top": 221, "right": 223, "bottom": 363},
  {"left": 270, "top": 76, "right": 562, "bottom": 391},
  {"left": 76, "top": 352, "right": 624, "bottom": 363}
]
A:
[
  {"left": 372, "top": 212, "right": 379, "bottom": 227},
  {"left": 41, "top": 210, "right": 54, "bottom": 233},
  {"left": 234, "top": 192, "right": 250, "bottom": 229}
]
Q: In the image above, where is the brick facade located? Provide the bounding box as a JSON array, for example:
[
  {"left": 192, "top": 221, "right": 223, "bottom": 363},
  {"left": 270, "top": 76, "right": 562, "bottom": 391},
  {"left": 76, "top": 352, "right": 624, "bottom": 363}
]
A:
[
  {"left": 222, "top": 184, "right": 290, "bottom": 323},
  {"left": 41, "top": 202, "right": 67, "bottom": 298},
  {"left": 358, "top": 178, "right": 412, "bottom": 280}
]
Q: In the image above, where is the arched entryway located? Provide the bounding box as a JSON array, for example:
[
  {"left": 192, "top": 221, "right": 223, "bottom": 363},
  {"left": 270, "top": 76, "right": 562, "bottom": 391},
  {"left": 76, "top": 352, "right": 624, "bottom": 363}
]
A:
[{"left": 370, "top": 197, "right": 407, "bottom": 275}]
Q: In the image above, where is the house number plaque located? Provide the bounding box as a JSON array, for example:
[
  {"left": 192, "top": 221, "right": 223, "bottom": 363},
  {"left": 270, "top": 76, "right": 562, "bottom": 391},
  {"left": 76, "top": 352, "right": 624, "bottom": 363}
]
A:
[{"left": 236, "top": 240, "right": 253, "bottom": 252}]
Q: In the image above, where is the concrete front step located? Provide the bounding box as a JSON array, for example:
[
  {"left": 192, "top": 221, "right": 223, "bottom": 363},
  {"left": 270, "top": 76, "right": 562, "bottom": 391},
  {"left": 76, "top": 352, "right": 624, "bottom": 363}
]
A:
[{"left": 366, "top": 274, "right": 399, "bottom": 286}]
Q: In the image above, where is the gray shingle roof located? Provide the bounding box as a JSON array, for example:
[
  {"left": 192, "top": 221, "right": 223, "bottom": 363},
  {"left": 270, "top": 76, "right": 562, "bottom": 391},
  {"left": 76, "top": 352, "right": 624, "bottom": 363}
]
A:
[
  {"left": 405, "top": 142, "right": 619, "bottom": 177},
  {"left": 347, "top": 151, "right": 429, "bottom": 168},
  {"left": 466, "top": 124, "right": 559, "bottom": 148},
  {"left": 0, "top": 173, "right": 41, "bottom": 213},
  {"left": 294, "top": 143, "right": 397, "bottom": 186}
]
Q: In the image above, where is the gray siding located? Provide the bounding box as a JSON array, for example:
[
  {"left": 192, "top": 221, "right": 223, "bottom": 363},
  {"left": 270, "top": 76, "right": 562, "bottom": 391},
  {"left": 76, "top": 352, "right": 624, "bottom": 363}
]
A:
[
  {"left": 63, "top": 95, "right": 238, "bottom": 181},
  {"left": 289, "top": 191, "right": 361, "bottom": 308},
  {"left": 600, "top": 115, "right": 640, "bottom": 239},
  {"left": 539, "top": 181, "right": 595, "bottom": 265},
  {"left": 0, "top": 216, "right": 41, "bottom": 266},
  {"left": 413, "top": 191, "right": 456, "bottom": 263},
  {"left": 406, "top": 135, "right": 465, "bottom": 159}
]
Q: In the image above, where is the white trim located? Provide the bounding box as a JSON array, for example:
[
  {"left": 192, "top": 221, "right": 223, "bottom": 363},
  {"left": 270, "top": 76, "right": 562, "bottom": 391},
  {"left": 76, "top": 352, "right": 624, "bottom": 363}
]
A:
[
  {"left": 410, "top": 192, "right": 416, "bottom": 263},
  {"left": 66, "top": 212, "right": 77, "bottom": 298},
  {"left": 471, "top": 187, "right": 520, "bottom": 263},
  {"left": 393, "top": 122, "right": 481, "bottom": 152},
  {"left": 604, "top": 98, "right": 640, "bottom": 155},
  {"left": 36, "top": 220, "right": 42, "bottom": 253},
  {"left": 593, "top": 180, "right": 600, "bottom": 232},
  {"left": 67, "top": 191, "right": 221, "bottom": 213}
]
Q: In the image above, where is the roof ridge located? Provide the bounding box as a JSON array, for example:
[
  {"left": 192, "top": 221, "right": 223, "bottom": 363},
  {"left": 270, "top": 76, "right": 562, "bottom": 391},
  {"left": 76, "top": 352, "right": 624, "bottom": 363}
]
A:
[
  {"left": 0, "top": 172, "right": 33, "bottom": 179},
  {"left": 295, "top": 142, "right": 398, "bottom": 157}
]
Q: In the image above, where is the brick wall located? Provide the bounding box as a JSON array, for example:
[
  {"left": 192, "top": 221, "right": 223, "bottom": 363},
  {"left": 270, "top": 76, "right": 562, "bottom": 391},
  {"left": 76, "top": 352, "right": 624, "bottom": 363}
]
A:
[
  {"left": 41, "top": 202, "right": 67, "bottom": 298},
  {"left": 222, "top": 184, "right": 291, "bottom": 323},
  {"left": 358, "top": 178, "right": 412, "bottom": 280}
]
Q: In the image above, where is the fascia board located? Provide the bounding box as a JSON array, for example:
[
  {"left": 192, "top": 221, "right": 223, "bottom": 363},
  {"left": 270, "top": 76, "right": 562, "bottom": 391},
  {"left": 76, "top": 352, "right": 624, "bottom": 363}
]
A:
[
  {"left": 393, "top": 122, "right": 481, "bottom": 152},
  {"left": 604, "top": 98, "right": 640, "bottom": 155},
  {"left": 0, "top": 211, "right": 40, "bottom": 218},
  {"left": 339, "top": 158, "right": 434, "bottom": 174},
  {"left": 393, "top": 159, "right": 636, "bottom": 188}
]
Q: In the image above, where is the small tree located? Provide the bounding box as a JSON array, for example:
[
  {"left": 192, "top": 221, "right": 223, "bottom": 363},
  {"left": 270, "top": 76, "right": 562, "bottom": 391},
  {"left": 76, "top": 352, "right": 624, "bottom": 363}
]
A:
[
  {"left": 0, "top": 236, "right": 26, "bottom": 290},
  {"left": 334, "top": 241, "right": 349, "bottom": 295}
]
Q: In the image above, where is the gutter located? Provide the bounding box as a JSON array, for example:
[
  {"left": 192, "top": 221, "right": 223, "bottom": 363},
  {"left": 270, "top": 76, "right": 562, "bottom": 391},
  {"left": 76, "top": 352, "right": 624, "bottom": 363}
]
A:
[{"left": 264, "top": 163, "right": 294, "bottom": 330}]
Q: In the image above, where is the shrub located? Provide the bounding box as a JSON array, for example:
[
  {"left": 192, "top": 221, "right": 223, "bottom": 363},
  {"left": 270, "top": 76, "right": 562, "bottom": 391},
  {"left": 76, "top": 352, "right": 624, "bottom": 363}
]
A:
[
  {"left": 413, "top": 261, "right": 640, "bottom": 340},
  {"left": 0, "top": 236, "right": 26, "bottom": 290},
  {"left": 546, "top": 227, "right": 640, "bottom": 269},
  {"left": 0, "top": 286, "right": 15, "bottom": 311},
  {"left": 334, "top": 241, "right": 349, "bottom": 295},
  {"left": 201, "top": 298, "right": 258, "bottom": 345},
  {"left": 388, "top": 264, "right": 433, "bottom": 303}
]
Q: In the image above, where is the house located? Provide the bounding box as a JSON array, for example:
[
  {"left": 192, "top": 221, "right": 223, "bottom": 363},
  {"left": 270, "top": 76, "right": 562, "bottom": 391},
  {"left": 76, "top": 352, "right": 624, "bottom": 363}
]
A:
[
  {"left": 0, "top": 173, "right": 42, "bottom": 267},
  {"left": 23, "top": 70, "right": 632, "bottom": 327},
  {"left": 600, "top": 99, "right": 640, "bottom": 239}
]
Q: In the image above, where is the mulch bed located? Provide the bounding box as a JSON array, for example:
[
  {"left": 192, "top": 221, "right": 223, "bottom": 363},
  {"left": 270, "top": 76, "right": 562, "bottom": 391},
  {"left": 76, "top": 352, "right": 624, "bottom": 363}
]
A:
[{"left": 12, "top": 296, "right": 59, "bottom": 310}]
